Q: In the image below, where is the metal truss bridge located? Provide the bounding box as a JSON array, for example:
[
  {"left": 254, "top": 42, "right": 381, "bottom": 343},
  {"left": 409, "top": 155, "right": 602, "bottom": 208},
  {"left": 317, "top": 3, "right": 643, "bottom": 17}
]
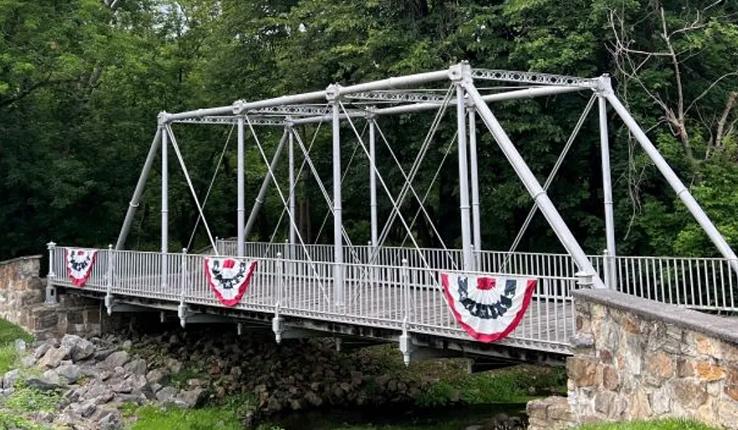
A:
[{"left": 46, "top": 63, "right": 738, "bottom": 366}]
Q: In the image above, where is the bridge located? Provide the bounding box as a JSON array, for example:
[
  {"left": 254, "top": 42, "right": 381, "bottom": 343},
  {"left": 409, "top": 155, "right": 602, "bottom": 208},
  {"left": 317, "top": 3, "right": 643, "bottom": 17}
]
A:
[{"left": 45, "top": 62, "right": 738, "bottom": 366}]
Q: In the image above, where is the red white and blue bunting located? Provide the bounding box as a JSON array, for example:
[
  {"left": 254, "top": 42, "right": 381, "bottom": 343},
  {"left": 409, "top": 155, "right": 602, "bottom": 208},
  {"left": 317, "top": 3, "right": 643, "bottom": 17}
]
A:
[
  {"left": 204, "top": 257, "right": 257, "bottom": 307},
  {"left": 441, "top": 273, "right": 537, "bottom": 343},
  {"left": 66, "top": 248, "right": 98, "bottom": 287}
]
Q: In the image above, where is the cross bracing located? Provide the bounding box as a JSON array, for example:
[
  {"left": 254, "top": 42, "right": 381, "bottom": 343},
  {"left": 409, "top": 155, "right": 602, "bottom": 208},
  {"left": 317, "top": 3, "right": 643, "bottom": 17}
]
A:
[{"left": 55, "top": 61, "right": 737, "bottom": 362}]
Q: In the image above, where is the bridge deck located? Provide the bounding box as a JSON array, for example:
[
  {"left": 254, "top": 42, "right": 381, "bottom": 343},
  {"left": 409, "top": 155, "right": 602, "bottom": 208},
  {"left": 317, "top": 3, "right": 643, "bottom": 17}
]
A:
[{"left": 49, "top": 247, "right": 577, "bottom": 358}]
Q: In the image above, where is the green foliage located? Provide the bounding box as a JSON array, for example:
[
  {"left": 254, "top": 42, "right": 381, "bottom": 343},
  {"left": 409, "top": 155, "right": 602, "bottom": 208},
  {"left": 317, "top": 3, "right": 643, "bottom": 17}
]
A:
[
  {"left": 0, "top": 319, "right": 32, "bottom": 374},
  {"left": 578, "top": 418, "right": 719, "bottom": 430},
  {"left": 0, "top": 411, "right": 49, "bottom": 430},
  {"left": 2, "top": 383, "right": 63, "bottom": 415},
  {"left": 128, "top": 404, "right": 243, "bottom": 430},
  {"left": 127, "top": 393, "right": 258, "bottom": 430},
  {"left": 0, "top": 319, "right": 33, "bottom": 346},
  {"left": 415, "top": 365, "right": 566, "bottom": 407},
  {"left": 0, "top": 345, "right": 19, "bottom": 375},
  {"left": 0, "top": 0, "right": 736, "bottom": 259}
]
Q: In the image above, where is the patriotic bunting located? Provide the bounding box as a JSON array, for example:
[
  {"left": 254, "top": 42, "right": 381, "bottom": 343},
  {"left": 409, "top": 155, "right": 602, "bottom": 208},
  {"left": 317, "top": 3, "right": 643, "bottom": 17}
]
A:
[
  {"left": 66, "top": 248, "right": 98, "bottom": 287},
  {"left": 204, "top": 257, "right": 257, "bottom": 307},
  {"left": 441, "top": 272, "right": 537, "bottom": 342}
]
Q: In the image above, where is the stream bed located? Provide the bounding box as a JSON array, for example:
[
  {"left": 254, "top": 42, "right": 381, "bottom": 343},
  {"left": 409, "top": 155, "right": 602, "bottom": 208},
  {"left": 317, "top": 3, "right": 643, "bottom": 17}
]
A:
[{"left": 271, "top": 403, "right": 528, "bottom": 430}]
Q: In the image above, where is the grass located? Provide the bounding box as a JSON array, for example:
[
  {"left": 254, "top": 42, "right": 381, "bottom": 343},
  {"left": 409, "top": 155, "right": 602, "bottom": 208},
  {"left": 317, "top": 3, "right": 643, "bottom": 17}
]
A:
[
  {"left": 126, "top": 393, "right": 261, "bottom": 430},
  {"left": 0, "top": 411, "right": 50, "bottom": 430},
  {"left": 2, "top": 382, "right": 63, "bottom": 414},
  {"left": 128, "top": 405, "right": 243, "bottom": 430},
  {"left": 0, "top": 318, "right": 33, "bottom": 374},
  {"left": 0, "top": 319, "right": 55, "bottom": 430},
  {"left": 578, "top": 419, "right": 719, "bottom": 430}
]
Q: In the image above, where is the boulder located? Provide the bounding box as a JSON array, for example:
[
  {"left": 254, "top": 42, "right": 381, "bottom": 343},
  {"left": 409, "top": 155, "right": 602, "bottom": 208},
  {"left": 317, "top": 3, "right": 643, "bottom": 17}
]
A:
[
  {"left": 71, "top": 399, "right": 97, "bottom": 418},
  {"left": 38, "top": 345, "right": 71, "bottom": 369},
  {"left": 27, "top": 375, "right": 63, "bottom": 391},
  {"left": 127, "top": 374, "right": 149, "bottom": 394},
  {"left": 176, "top": 387, "right": 205, "bottom": 408},
  {"left": 66, "top": 336, "right": 95, "bottom": 362},
  {"left": 102, "top": 351, "right": 129, "bottom": 369},
  {"left": 42, "top": 369, "right": 64, "bottom": 386},
  {"left": 2, "top": 369, "right": 20, "bottom": 389},
  {"left": 146, "top": 368, "right": 168, "bottom": 385},
  {"left": 125, "top": 358, "right": 147, "bottom": 376},
  {"left": 155, "top": 386, "right": 178, "bottom": 404},
  {"left": 56, "top": 364, "right": 82, "bottom": 384},
  {"left": 166, "top": 358, "right": 183, "bottom": 374},
  {"left": 93, "top": 392, "right": 115, "bottom": 405},
  {"left": 96, "top": 409, "right": 122, "bottom": 430},
  {"left": 85, "top": 381, "right": 110, "bottom": 399},
  {"left": 20, "top": 355, "right": 36, "bottom": 368},
  {"left": 94, "top": 348, "right": 116, "bottom": 361},
  {"left": 33, "top": 342, "right": 52, "bottom": 359},
  {"left": 14, "top": 339, "right": 27, "bottom": 353}
]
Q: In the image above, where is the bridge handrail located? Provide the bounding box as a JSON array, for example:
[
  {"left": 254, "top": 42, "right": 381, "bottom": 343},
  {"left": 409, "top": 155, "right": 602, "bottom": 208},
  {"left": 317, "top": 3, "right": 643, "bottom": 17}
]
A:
[
  {"left": 215, "top": 240, "right": 738, "bottom": 312},
  {"left": 47, "top": 245, "right": 582, "bottom": 354}
]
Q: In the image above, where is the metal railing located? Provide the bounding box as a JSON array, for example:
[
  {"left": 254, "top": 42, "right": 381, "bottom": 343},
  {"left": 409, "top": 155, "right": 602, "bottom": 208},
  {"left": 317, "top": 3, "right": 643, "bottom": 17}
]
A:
[
  {"left": 47, "top": 244, "right": 582, "bottom": 354},
  {"left": 216, "top": 240, "right": 738, "bottom": 312}
]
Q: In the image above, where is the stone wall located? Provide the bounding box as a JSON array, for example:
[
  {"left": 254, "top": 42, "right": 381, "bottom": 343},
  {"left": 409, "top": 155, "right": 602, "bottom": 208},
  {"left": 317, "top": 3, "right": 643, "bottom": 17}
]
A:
[
  {"left": 528, "top": 289, "right": 738, "bottom": 430},
  {"left": 0, "top": 256, "right": 101, "bottom": 339}
]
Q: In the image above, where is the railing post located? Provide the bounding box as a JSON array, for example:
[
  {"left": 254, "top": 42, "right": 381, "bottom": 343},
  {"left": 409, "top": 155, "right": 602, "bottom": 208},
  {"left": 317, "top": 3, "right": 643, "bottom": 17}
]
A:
[
  {"left": 45, "top": 241, "right": 57, "bottom": 304},
  {"left": 272, "top": 253, "right": 285, "bottom": 344},
  {"left": 402, "top": 258, "right": 410, "bottom": 321},
  {"left": 178, "top": 248, "right": 188, "bottom": 328},
  {"left": 277, "top": 251, "right": 284, "bottom": 308},
  {"left": 602, "top": 249, "right": 617, "bottom": 290},
  {"left": 575, "top": 270, "right": 594, "bottom": 289},
  {"left": 601, "top": 249, "right": 609, "bottom": 290},
  {"left": 399, "top": 258, "right": 413, "bottom": 366},
  {"left": 105, "top": 244, "right": 114, "bottom": 315}
]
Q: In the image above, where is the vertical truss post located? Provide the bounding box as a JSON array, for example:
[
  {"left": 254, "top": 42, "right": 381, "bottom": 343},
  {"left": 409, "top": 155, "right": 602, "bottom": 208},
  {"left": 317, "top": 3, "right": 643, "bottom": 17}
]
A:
[
  {"left": 452, "top": 67, "right": 474, "bottom": 271},
  {"left": 468, "top": 106, "right": 482, "bottom": 270},
  {"left": 116, "top": 127, "right": 163, "bottom": 250},
  {"left": 327, "top": 85, "right": 344, "bottom": 307},
  {"left": 368, "top": 114, "right": 379, "bottom": 253},
  {"left": 288, "top": 122, "right": 297, "bottom": 249},
  {"left": 160, "top": 115, "right": 169, "bottom": 289},
  {"left": 461, "top": 69, "right": 605, "bottom": 288},
  {"left": 237, "top": 116, "right": 245, "bottom": 257},
  {"left": 597, "top": 83, "right": 616, "bottom": 289},
  {"left": 603, "top": 83, "right": 738, "bottom": 274}
]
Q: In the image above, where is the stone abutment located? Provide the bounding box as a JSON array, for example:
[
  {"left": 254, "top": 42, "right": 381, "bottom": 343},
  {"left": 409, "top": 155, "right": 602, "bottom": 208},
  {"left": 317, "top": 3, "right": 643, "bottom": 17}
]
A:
[
  {"left": 0, "top": 256, "right": 101, "bottom": 339},
  {"left": 528, "top": 289, "right": 738, "bottom": 429}
]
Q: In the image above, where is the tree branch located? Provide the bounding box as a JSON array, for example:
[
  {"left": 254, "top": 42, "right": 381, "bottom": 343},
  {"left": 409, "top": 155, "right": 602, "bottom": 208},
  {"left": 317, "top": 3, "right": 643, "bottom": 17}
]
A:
[{"left": 715, "top": 91, "right": 737, "bottom": 149}]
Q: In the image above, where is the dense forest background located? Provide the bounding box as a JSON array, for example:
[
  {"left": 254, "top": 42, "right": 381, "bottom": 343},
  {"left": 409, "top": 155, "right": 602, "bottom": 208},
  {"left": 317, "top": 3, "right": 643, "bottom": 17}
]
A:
[{"left": 1, "top": 0, "right": 736, "bottom": 260}]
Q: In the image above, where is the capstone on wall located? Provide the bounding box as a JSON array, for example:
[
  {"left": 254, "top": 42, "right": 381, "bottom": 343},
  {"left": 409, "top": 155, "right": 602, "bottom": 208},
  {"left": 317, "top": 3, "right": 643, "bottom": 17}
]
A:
[{"left": 528, "top": 289, "right": 738, "bottom": 430}]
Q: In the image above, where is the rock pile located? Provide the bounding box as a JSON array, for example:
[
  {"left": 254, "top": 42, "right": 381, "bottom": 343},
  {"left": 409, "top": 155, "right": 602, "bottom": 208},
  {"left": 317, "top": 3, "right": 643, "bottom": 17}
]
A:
[
  {"left": 125, "top": 328, "right": 427, "bottom": 414},
  {"left": 4, "top": 334, "right": 207, "bottom": 429},
  {"left": 0, "top": 327, "right": 460, "bottom": 429}
]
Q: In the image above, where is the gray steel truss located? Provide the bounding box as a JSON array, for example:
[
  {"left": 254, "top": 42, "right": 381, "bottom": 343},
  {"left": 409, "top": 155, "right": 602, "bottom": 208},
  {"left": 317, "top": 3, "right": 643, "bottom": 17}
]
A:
[{"left": 114, "top": 61, "right": 738, "bottom": 297}]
